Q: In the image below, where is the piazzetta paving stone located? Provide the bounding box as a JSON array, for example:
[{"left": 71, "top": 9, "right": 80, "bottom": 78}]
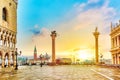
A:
[{"left": 0, "top": 65, "right": 120, "bottom": 80}]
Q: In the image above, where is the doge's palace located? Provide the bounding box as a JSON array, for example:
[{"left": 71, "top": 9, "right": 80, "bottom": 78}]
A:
[{"left": 0, "top": 0, "right": 17, "bottom": 68}]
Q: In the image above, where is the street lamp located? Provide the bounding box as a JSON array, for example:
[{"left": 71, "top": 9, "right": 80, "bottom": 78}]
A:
[
  {"left": 100, "top": 53, "right": 103, "bottom": 64},
  {"left": 14, "top": 48, "right": 22, "bottom": 70}
]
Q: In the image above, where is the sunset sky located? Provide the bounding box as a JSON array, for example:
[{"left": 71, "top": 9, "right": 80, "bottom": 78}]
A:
[{"left": 17, "top": 0, "right": 120, "bottom": 59}]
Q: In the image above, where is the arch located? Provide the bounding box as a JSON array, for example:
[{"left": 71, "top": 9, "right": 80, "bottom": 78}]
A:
[
  {"left": 0, "top": 51, "right": 3, "bottom": 67},
  {"left": 4, "top": 52, "right": 9, "bottom": 67},
  {"left": 5, "top": 53, "right": 9, "bottom": 57},
  {"left": 12, "top": 52, "right": 14, "bottom": 60},
  {"left": 2, "top": 7, "right": 7, "bottom": 21}
]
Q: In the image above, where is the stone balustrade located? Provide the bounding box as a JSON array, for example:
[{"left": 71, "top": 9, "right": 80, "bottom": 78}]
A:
[{"left": 0, "top": 25, "right": 16, "bottom": 49}]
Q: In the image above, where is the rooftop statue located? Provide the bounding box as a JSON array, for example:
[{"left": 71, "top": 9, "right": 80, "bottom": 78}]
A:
[{"left": 95, "top": 27, "right": 98, "bottom": 32}]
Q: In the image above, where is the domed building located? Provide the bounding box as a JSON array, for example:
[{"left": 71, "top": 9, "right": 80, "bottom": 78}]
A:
[{"left": 28, "top": 46, "right": 50, "bottom": 65}]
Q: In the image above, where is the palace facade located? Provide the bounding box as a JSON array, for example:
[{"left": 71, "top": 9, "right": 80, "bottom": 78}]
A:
[
  {"left": 110, "top": 21, "right": 120, "bottom": 64},
  {"left": 0, "top": 0, "right": 17, "bottom": 67}
]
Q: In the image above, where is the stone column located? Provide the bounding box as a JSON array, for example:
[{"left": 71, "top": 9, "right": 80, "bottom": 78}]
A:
[
  {"left": 93, "top": 27, "right": 100, "bottom": 64},
  {"left": 10, "top": 34, "right": 12, "bottom": 48},
  {"left": 50, "top": 31, "right": 57, "bottom": 64},
  {"left": 11, "top": 34, "right": 14, "bottom": 48},
  {"left": 0, "top": 28, "right": 2, "bottom": 45},
  {"left": 1, "top": 32, "right": 4, "bottom": 46},
  {"left": 8, "top": 33, "right": 11, "bottom": 48},
  {"left": 112, "top": 54, "right": 114, "bottom": 64},
  {"left": 119, "top": 55, "right": 120, "bottom": 64},
  {"left": 8, "top": 53, "right": 11, "bottom": 67},
  {"left": 8, "top": 37, "right": 10, "bottom": 48},
  {"left": 13, "top": 53, "right": 16, "bottom": 67},
  {"left": 2, "top": 31, "right": 5, "bottom": 46},
  {"left": 115, "top": 37, "right": 117, "bottom": 47},
  {"left": 117, "top": 54, "right": 120, "bottom": 64},
  {"left": 112, "top": 54, "right": 115, "bottom": 64},
  {"left": 118, "top": 36, "right": 120, "bottom": 47},
  {"left": 113, "top": 38, "right": 115, "bottom": 48},
  {"left": 6, "top": 32, "right": 9, "bottom": 47},
  {"left": 116, "top": 53, "right": 118, "bottom": 64},
  {"left": 117, "top": 36, "right": 119, "bottom": 47},
  {"left": 2, "top": 54, "right": 5, "bottom": 68},
  {"left": 114, "top": 38, "right": 116, "bottom": 47}
]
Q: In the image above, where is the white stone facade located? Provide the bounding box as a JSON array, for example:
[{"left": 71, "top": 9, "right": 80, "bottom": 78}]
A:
[
  {"left": 110, "top": 21, "right": 120, "bottom": 64},
  {"left": 0, "top": 0, "right": 17, "bottom": 67}
]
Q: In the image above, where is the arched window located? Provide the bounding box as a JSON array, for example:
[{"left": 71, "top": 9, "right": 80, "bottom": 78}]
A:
[{"left": 2, "top": 8, "right": 7, "bottom": 21}]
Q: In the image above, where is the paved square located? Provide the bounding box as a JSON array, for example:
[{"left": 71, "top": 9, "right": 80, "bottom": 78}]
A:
[{"left": 0, "top": 65, "right": 120, "bottom": 80}]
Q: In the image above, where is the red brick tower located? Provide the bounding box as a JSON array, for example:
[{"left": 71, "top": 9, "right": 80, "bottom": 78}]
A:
[{"left": 34, "top": 46, "right": 37, "bottom": 60}]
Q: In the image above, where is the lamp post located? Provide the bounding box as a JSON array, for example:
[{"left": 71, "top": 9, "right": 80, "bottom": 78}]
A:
[
  {"left": 100, "top": 53, "right": 103, "bottom": 64},
  {"left": 14, "top": 48, "right": 21, "bottom": 70}
]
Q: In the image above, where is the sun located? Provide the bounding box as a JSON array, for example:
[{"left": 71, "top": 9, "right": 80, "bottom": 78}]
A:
[{"left": 78, "top": 49, "right": 93, "bottom": 60}]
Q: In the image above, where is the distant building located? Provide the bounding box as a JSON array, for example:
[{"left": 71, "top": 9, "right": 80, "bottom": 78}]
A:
[
  {"left": 56, "top": 58, "right": 72, "bottom": 65},
  {"left": 110, "top": 21, "right": 120, "bottom": 64},
  {"left": 28, "top": 46, "right": 50, "bottom": 65}
]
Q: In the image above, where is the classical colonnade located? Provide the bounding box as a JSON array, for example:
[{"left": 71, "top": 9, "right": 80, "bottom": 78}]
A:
[
  {"left": 0, "top": 26, "right": 16, "bottom": 68},
  {"left": 111, "top": 34, "right": 120, "bottom": 64}
]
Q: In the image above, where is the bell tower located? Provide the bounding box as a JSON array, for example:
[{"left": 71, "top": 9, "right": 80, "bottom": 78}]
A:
[{"left": 34, "top": 46, "right": 37, "bottom": 60}]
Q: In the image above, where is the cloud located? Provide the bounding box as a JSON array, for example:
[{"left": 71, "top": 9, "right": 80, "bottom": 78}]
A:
[
  {"left": 20, "top": 0, "right": 118, "bottom": 59},
  {"left": 73, "top": 0, "right": 116, "bottom": 31},
  {"left": 32, "top": 27, "right": 50, "bottom": 40},
  {"left": 75, "top": 0, "right": 116, "bottom": 59},
  {"left": 52, "top": 0, "right": 118, "bottom": 59},
  {"left": 30, "top": 25, "right": 41, "bottom": 35},
  {"left": 88, "top": 0, "right": 100, "bottom": 4},
  {"left": 73, "top": 0, "right": 100, "bottom": 12},
  {"left": 30, "top": 25, "right": 50, "bottom": 38},
  {"left": 62, "top": 0, "right": 116, "bottom": 33},
  {"left": 30, "top": 26, "right": 52, "bottom": 54}
]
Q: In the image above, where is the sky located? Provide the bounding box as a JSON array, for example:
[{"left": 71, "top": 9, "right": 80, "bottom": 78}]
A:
[{"left": 17, "top": 0, "right": 120, "bottom": 59}]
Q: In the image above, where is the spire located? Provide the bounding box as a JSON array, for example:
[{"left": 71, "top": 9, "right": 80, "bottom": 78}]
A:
[{"left": 34, "top": 46, "right": 37, "bottom": 54}]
